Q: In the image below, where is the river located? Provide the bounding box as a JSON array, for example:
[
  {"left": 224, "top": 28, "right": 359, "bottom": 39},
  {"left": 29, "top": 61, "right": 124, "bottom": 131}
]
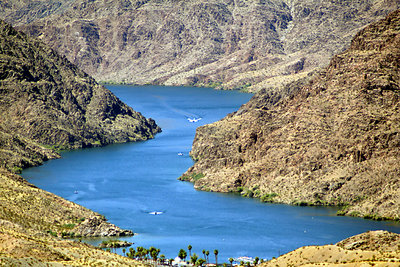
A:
[{"left": 22, "top": 85, "right": 400, "bottom": 262}]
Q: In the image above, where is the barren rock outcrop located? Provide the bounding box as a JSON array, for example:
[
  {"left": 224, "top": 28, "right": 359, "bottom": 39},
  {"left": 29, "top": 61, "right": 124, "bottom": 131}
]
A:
[
  {"left": 0, "top": 19, "right": 160, "bottom": 171},
  {"left": 182, "top": 10, "right": 400, "bottom": 220},
  {"left": 0, "top": 20, "right": 155, "bottom": 245},
  {"left": 1, "top": 0, "right": 399, "bottom": 91},
  {"left": 261, "top": 230, "right": 400, "bottom": 266}
]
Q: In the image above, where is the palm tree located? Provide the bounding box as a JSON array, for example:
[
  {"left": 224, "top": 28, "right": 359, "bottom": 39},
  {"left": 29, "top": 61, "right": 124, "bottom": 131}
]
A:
[
  {"left": 214, "top": 249, "right": 219, "bottom": 266},
  {"left": 136, "top": 246, "right": 144, "bottom": 260},
  {"left": 160, "top": 254, "right": 165, "bottom": 265},
  {"left": 254, "top": 257, "right": 259, "bottom": 266},
  {"left": 191, "top": 253, "right": 198, "bottom": 265},
  {"left": 128, "top": 248, "right": 135, "bottom": 259},
  {"left": 188, "top": 244, "right": 192, "bottom": 258},
  {"left": 202, "top": 249, "right": 206, "bottom": 260},
  {"left": 149, "top": 247, "right": 160, "bottom": 262},
  {"left": 229, "top": 258, "right": 234, "bottom": 267},
  {"left": 206, "top": 250, "right": 210, "bottom": 264},
  {"left": 197, "top": 258, "right": 206, "bottom": 267},
  {"left": 178, "top": 249, "right": 187, "bottom": 262}
]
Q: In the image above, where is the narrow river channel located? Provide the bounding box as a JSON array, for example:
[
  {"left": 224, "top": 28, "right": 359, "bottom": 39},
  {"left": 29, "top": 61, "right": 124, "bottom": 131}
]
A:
[{"left": 22, "top": 85, "right": 400, "bottom": 262}]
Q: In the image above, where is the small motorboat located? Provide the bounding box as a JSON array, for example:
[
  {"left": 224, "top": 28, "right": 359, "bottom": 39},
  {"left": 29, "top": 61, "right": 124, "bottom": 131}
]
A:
[{"left": 187, "top": 117, "right": 202, "bottom": 123}]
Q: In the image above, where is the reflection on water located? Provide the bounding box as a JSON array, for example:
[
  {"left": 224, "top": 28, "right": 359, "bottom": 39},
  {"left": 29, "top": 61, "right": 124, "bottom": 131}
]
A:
[{"left": 22, "top": 86, "right": 400, "bottom": 262}]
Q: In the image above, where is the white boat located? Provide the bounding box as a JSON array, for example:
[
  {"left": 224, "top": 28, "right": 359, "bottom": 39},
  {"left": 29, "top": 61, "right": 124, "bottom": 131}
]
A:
[
  {"left": 149, "top": 211, "right": 163, "bottom": 215},
  {"left": 187, "top": 117, "right": 202, "bottom": 123}
]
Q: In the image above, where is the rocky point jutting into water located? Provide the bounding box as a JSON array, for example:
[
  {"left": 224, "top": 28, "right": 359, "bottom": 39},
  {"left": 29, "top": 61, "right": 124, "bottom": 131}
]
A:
[
  {"left": 0, "top": 19, "right": 160, "bottom": 171},
  {"left": 182, "top": 10, "right": 400, "bottom": 220},
  {"left": 0, "top": 20, "right": 159, "bottom": 265},
  {"left": 1, "top": 0, "right": 399, "bottom": 91}
]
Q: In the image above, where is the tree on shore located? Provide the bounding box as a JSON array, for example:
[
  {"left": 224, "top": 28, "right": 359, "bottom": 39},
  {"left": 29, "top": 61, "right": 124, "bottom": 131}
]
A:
[
  {"left": 178, "top": 248, "right": 187, "bottom": 262},
  {"left": 149, "top": 246, "right": 160, "bottom": 262},
  {"left": 202, "top": 249, "right": 206, "bottom": 260},
  {"left": 254, "top": 257, "right": 259, "bottom": 265},
  {"left": 136, "top": 247, "right": 145, "bottom": 260},
  {"left": 160, "top": 254, "right": 166, "bottom": 264},
  {"left": 191, "top": 253, "right": 198, "bottom": 265},
  {"left": 188, "top": 244, "right": 192, "bottom": 258},
  {"left": 229, "top": 258, "right": 234, "bottom": 267},
  {"left": 214, "top": 249, "right": 219, "bottom": 266},
  {"left": 206, "top": 250, "right": 210, "bottom": 264},
  {"left": 197, "top": 258, "right": 206, "bottom": 267},
  {"left": 127, "top": 248, "right": 135, "bottom": 259}
]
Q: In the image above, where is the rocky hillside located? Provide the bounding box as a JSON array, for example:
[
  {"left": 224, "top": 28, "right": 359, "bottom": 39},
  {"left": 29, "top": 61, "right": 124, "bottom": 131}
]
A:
[
  {"left": 0, "top": 19, "right": 160, "bottom": 172},
  {"left": 0, "top": 168, "right": 133, "bottom": 238},
  {"left": 181, "top": 10, "right": 400, "bottom": 220},
  {"left": 0, "top": 218, "right": 143, "bottom": 266},
  {"left": 261, "top": 231, "right": 400, "bottom": 266},
  {"left": 1, "top": 0, "right": 399, "bottom": 91},
  {"left": 0, "top": 20, "right": 158, "bottom": 264}
]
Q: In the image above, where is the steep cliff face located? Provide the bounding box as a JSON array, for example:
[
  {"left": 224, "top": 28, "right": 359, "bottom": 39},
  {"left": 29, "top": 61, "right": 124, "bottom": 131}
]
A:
[
  {"left": 0, "top": 19, "right": 160, "bottom": 171},
  {"left": 0, "top": 20, "right": 160, "bottom": 260},
  {"left": 1, "top": 0, "right": 398, "bottom": 91},
  {"left": 182, "top": 10, "right": 400, "bottom": 220}
]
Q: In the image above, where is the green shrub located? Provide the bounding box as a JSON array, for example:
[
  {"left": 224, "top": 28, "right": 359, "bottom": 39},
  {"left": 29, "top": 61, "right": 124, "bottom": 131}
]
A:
[
  {"left": 260, "top": 193, "right": 278, "bottom": 202},
  {"left": 62, "top": 223, "right": 76, "bottom": 229},
  {"left": 241, "top": 188, "right": 253, "bottom": 198},
  {"left": 47, "top": 230, "right": 58, "bottom": 237},
  {"left": 11, "top": 166, "right": 23, "bottom": 174},
  {"left": 179, "top": 172, "right": 205, "bottom": 182}
]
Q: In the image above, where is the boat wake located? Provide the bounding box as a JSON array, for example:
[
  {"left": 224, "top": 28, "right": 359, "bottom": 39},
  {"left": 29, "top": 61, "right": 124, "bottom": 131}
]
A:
[
  {"left": 154, "top": 95, "right": 203, "bottom": 123},
  {"left": 186, "top": 117, "right": 202, "bottom": 123},
  {"left": 149, "top": 211, "right": 164, "bottom": 215}
]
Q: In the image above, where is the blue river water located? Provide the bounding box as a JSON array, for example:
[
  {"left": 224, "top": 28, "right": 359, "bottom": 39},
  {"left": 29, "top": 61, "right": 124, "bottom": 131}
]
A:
[{"left": 22, "top": 85, "right": 400, "bottom": 262}]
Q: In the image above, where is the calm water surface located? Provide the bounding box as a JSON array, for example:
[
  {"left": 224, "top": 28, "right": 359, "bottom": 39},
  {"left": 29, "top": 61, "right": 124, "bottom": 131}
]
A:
[{"left": 23, "top": 86, "right": 400, "bottom": 262}]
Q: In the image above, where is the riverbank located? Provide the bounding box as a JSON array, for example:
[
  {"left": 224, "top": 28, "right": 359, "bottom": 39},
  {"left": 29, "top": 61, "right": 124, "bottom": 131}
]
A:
[
  {"left": 182, "top": 9, "right": 400, "bottom": 221},
  {"left": 0, "top": 19, "right": 157, "bottom": 265}
]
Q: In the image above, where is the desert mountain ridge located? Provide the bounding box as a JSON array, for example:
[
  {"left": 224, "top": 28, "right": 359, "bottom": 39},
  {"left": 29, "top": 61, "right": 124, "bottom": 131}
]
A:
[
  {"left": 182, "top": 9, "right": 400, "bottom": 221},
  {"left": 1, "top": 0, "right": 399, "bottom": 91},
  {"left": 0, "top": 4, "right": 399, "bottom": 266},
  {"left": 0, "top": 20, "right": 159, "bottom": 265},
  {"left": 0, "top": 19, "right": 160, "bottom": 172}
]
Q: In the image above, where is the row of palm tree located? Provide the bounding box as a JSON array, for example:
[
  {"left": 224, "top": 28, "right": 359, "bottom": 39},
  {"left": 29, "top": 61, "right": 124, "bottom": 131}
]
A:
[
  {"left": 179, "top": 246, "right": 219, "bottom": 266},
  {"left": 117, "top": 244, "right": 262, "bottom": 266}
]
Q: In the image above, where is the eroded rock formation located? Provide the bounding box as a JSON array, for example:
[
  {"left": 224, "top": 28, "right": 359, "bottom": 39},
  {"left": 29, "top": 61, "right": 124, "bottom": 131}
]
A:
[
  {"left": 0, "top": 19, "right": 160, "bottom": 171},
  {"left": 1, "top": 0, "right": 399, "bottom": 91},
  {"left": 182, "top": 10, "right": 400, "bottom": 220}
]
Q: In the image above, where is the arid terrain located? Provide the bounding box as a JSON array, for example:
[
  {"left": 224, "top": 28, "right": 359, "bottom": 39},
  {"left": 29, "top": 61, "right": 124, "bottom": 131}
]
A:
[
  {"left": 1, "top": 0, "right": 399, "bottom": 91},
  {"left": 260, "top": 231, "right": 400, "bottom": 266},
  {"left": 0, "top": 1, "right": 399, "bottom": 266},
  {"left": 182, "top": 9, "right": 400, "bottom": 221},
  {"left": 0, "top": 19, "right": 157, "bottom": 265}
]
